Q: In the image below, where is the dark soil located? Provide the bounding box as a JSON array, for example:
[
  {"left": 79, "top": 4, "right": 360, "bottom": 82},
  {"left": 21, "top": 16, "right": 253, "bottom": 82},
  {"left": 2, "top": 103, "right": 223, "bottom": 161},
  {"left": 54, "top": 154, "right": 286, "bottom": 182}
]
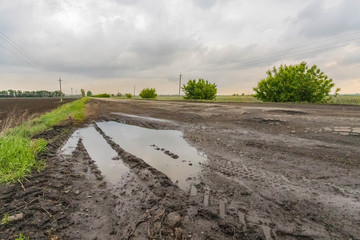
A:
[
  {"left": 0, "top": 98, "right": 77, "bottom": 130},
  {"left": 1, "top": 98, "right": 360, "bottom": 240}
]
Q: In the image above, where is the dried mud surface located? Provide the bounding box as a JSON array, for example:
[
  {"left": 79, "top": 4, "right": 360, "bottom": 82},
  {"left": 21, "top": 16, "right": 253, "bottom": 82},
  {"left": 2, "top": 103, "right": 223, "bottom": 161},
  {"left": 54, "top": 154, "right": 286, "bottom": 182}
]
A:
[{"left": 1, "top": 99, "right": 360, "bottom": 240}]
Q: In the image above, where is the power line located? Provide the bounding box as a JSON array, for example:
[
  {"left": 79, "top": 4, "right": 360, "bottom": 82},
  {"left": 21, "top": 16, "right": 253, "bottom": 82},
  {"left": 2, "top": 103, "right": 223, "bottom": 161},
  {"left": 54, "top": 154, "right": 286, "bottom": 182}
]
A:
[
  {"left": 209, "top": 32, "right": 360, "bottom": 71},
  {"left": 0, "top": 44, "right": 43, "bottom": 71},
  {"left": 0, "top": 31, "right": 47, "bottom": 70},
  {"left": 226, "top": 38, "right": 358, "bottom": 70},
  {"left": 218, "top": 36, "right": 359, "bottom": 70},
  {"left": 0, "top": 31, "right": 47, "bottom": 72}
]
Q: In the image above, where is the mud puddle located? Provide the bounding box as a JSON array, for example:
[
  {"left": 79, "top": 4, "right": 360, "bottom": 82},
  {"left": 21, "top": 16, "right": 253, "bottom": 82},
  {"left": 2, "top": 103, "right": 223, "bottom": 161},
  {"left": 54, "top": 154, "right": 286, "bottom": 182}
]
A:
[
  {"left": 59, "top": 126, "right": 130, "bottom": 183},
  {"left": 97, "top": 121, "right": 207, "bottom": 190}
]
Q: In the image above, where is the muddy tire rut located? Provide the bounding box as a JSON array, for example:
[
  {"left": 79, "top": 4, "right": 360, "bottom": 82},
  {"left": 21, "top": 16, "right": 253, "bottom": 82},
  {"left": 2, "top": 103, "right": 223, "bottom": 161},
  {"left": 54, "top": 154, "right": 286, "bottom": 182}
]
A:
[{"left": 1, "top": 99, "right": 360, "bottom": 240}]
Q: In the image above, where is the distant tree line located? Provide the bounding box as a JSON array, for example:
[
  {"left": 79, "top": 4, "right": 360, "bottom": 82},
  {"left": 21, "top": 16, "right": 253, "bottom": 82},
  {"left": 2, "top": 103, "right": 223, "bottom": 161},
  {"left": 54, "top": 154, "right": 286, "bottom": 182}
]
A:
[{"left": 0, "top": 89, "right": 64, "bottom": 98}]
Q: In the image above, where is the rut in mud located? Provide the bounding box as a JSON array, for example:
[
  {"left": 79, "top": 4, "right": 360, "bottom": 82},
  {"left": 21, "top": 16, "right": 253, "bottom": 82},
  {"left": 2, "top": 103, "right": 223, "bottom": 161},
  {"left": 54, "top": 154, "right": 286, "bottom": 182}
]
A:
[
  {"left": 1, "top": 98, "right": 360, "bottom": 240},
  {"left": 60, "top": 121, "right": 206, "bottom": 190}
]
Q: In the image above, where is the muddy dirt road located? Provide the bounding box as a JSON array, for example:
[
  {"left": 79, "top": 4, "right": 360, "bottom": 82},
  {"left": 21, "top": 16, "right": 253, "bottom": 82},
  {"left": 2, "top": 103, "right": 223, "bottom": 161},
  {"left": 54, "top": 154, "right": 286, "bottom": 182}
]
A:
[{"left": 1, "top": 98, "right": 359, "bottom": 240}]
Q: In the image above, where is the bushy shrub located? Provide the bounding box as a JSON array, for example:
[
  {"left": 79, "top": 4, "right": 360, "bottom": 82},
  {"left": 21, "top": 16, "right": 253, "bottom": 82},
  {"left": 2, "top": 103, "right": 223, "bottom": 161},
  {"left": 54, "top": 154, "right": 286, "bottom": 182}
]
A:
[
  {"left": 125, "top": 93, "right": 132, "bottom": 98},
  {"left": 92, "top": 93, "right": 110, "bottom": 98},
  {"left": 182, "top": 78, "right": 217, "bottom": 100},
  {"left": 253, "top": 62, "right": 340, "bottom": 103},
  {"left": 86, "top": 91, "right": 92, "bottom": 96},
  {"left": 139, "top": 88, "right": 157, "bottom": 99}
]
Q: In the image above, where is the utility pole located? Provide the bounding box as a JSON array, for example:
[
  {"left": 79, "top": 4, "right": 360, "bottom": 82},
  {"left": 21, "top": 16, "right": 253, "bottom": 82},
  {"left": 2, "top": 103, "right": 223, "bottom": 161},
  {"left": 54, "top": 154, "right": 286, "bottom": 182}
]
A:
[
  {"left": 58, "top": 77, "right": 63, "bottom": 102},
  {"left": 71, "top": 87, "right": 73, "bottom": 96},
  {"left": 179, "top": 73, "right": 182, "bottom": 98},
  {"left": 133, "top": 85, "right": 135, "bottom": 97}
]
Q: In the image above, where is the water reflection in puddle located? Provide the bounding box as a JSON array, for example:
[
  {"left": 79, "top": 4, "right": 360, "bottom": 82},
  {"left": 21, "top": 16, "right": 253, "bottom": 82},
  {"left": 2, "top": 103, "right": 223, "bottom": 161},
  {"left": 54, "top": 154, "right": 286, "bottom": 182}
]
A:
[
  {"left": 97, "top": 121, "right": 207, "bottom": 190},
  {"left": 59, "top": 126, "right": 130, "bottom": 184}
]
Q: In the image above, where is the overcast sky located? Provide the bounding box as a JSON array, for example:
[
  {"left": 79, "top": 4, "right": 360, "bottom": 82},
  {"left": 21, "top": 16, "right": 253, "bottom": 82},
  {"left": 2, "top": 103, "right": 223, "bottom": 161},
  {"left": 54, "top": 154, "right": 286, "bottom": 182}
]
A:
[{"left": 0, "top": 0, "right": 359, "bottom": 95}]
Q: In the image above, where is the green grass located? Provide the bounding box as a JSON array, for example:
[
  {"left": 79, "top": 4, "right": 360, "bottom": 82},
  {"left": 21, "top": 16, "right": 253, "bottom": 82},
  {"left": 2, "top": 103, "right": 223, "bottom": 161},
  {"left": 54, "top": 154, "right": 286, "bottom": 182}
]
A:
[
  {"left": 15, "top": 233, "right": 30, "bottom": 240},
  {"left": 332, "top": 95, "right": 360, "bottom": 105},
  {"left": 0, "top": 97, "right": 89, "bottom": 183},
  {"left": 1, "top": 213, "right": 9, "bottom": 225}
]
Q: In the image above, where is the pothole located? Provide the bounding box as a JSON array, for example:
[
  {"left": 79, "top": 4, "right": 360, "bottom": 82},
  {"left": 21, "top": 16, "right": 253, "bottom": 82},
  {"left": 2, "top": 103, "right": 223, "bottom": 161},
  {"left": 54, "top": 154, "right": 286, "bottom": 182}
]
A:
[
  {"left": 59, "top": 126, "right": 130, "bottom": 184},
  {"left": 97, "top": 121, "right": 207, "bottom": 190}
]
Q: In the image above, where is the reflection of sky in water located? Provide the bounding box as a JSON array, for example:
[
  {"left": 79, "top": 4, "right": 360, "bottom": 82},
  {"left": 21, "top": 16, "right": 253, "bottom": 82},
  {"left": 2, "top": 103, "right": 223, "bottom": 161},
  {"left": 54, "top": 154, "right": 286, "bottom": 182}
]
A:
[
  {"left": 59, "top": 126, "right": 130, "bottom": 184},
  {"left": 97, "top": 121, "right": 207, "bottom": 190}
]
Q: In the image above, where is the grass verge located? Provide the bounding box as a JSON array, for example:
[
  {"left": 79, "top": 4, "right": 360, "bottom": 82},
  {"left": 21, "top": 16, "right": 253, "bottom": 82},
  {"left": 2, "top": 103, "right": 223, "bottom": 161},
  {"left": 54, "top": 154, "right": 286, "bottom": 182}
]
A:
[{"left": 0, "top": 97, "right": 89, "bottom": 183}]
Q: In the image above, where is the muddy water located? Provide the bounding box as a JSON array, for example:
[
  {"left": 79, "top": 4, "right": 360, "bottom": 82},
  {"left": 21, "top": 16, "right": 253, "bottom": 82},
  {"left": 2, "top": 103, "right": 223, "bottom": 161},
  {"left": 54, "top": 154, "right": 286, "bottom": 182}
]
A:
[
  {"left": 97, "top": 121, "right": 207, "bottom": 190},
  {"left": 59, "top": 126, "right": 130, "bottom": 183}
]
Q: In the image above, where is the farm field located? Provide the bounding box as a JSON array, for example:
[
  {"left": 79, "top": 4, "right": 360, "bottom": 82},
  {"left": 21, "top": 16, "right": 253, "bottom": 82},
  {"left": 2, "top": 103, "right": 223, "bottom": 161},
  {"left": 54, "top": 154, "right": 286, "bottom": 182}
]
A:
[
  {"left": 0, "top": 98, "right": 77, "bottom": 131},
  {"left": 112, "top": 94, "right": 360, "bottom": 104},
  {"left": 1, "top": 98, "right": 360, "bottom": 239}
]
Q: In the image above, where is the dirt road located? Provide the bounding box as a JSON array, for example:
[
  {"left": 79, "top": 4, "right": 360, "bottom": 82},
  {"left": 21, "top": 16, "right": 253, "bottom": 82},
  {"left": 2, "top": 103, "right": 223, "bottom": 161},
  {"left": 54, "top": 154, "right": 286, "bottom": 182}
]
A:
[{"left": 1, "top": 98, "right": 359, "bottom": 240}]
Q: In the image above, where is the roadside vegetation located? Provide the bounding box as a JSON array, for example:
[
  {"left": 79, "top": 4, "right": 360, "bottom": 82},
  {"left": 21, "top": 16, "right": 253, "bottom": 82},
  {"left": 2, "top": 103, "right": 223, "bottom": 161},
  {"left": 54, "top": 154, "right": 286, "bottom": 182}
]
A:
[
  {"left": 0, "top": 98, "right": 89, "bottom": 183},
  {"left": 139, "top": 88, "right": 157, "bottom": 99},
  {"left": 125, "top": 93, "right": 132, "bottom": 98},
  {"left": 254, "top": 62, "right": 340, "bottom": 103},
  {"left": 183, "top": 78, "right": 217, "bottom": 100}
]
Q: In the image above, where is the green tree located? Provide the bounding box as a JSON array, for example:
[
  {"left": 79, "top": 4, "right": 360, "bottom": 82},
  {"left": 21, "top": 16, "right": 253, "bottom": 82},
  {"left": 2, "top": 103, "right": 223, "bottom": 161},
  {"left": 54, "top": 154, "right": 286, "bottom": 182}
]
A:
[
  {"left": 8, "top": 89, "right": 15, "bottom": 97},
  {"left": 139, "top": 88, "right": 157, "bottom": 99},
  {"left": 80, "top": 89, "right": 85, "bottom": 97},
  {"left": 253, "top": 62, "right": 340, "bottom": 103},
  {"left": 182, "top": 78, "right": 217, "bottom": 100},
  {"left": 125, "top": 93, "right": 132, "bottom": 98},
  {"left": 86, "top": 91, "right": 92, "bottom": 96}
]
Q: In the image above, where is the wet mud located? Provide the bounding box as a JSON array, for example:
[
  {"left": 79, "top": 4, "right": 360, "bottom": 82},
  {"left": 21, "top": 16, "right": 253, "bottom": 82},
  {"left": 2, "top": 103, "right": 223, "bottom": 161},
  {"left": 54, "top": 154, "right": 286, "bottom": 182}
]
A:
[{"left": 1, "top": 98, "right": 360, "bottom": 240}]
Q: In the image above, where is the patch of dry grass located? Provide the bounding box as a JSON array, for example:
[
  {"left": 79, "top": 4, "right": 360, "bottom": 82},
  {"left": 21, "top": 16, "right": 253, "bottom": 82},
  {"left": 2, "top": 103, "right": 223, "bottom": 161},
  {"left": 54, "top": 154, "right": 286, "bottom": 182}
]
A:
[{"left": 0, "top": 108, "right": 37, "bottom": 133}]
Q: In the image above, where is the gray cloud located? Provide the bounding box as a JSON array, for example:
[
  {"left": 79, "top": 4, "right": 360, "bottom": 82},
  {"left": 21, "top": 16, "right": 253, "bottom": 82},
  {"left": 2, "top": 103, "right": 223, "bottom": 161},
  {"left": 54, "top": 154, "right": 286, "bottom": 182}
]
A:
[
  {"left": 340, "top": 47, "right": 360, "bottom": 66},
  {"left": 0, "top": 0, "right": 359, "bottom": 94},
  {"left": 193, "top": 0, "right": 217, "bottom": 9},
  {"left": 293, "top": 0, "right": 360, "bottom": 38}
]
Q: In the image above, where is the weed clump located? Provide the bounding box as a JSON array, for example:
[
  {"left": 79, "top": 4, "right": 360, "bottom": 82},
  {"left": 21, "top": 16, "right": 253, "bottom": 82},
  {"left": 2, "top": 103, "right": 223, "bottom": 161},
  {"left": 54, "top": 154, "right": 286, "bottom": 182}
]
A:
[{"left": 1, "top": 213, "right": 9, "bottom": 225}]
